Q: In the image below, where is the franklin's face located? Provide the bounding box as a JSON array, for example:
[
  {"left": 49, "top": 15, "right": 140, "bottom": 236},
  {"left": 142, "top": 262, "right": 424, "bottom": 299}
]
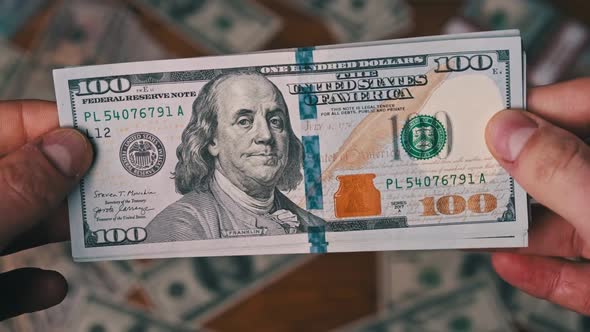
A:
[{"left": 208, "top": 75, "right": 290, "bottom": 193}]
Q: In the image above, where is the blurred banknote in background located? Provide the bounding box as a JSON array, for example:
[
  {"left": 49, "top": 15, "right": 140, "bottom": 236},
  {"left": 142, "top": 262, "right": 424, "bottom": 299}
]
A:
[
  {"left": 0, "top": 0, "right": 47, "bottom": 38},
  {"left": 53, "top": 31, "right": 527, "bottom": 262},
  {"left": 132, "top": 0, "right": 282, "bottom": 54},
  {"left": 0, "top": 39, "right": 22, "bottom": 97},
  {"left": 339, "top": 250, "right": 590, "bottom": 332},
  {"left": 0, "top": 242, "right": 307, "bottom": 330},
  {"left": 342, "top": 277, "right": 517, "bottom": 332},
  {"left": 569, "top": 44, "right": 590, "bottom": 79},
  {"left": 2, "top": 0, "right": 171, "bottom": 101},
  {"left": 283, "top": 0, "right": 413, "bottom": 42},
  {"left": 443, "top": 0, "right": 590, "bottom": 85}
]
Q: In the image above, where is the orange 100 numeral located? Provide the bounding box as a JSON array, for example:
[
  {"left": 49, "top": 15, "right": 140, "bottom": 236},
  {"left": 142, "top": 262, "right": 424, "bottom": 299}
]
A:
[{"left": 419, "top": 193, "right": 497, "bottom": 216}]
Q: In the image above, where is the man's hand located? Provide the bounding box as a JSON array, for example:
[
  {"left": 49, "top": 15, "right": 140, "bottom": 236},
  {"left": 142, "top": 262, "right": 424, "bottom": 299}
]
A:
[
  {"left": 486, "top": 78, "right": 590, "bottom": 315},
  {"left": 0, "top": 100, "right": 93, "bottom": 321}
]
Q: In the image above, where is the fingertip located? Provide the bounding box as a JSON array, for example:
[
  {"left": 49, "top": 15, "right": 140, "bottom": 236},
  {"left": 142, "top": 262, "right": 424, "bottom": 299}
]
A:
[
  {"left": 491, "top": 252, "right": 525, "bottom": 280},
  {"left": 491, "top": 252, "right": 511, "bottom": 269},
  {"left": 0, "top": 268, "right": 69, "bottom": 320},
  {"left": 491, "top": 252, "right": 552, "bottom": 294},
  {"left": 485, "top": 110, "right": 538, "bottom": 163},
  {"left": 16, "top": 268, "right": 69, "bottom": 313},
  {"left": 40, "top": 128, "right": 94, "bottom": 178},
  {"left": 491, "top": 251, "right": 516, "bottom": 267},
  {"left": 485, "top": 110, "right": 512, "bottom": 158},
  {"left": 527, "top": 77, "right": 590, "bottom": 117},
  {"left": 36, "top": 269, "right": 69, "bottom": 308}
]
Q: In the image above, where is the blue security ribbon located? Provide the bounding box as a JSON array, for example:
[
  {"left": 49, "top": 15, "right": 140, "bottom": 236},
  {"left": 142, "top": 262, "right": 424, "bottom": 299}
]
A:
[
  {"left": 302, "top": 136, "right": 323, "bottom": 210},
  {"left": 296, "top": 47, "right": 317, "bottom": 120},
  {"left": 308, "top": 226, "right": 328, "bottom": 253}
]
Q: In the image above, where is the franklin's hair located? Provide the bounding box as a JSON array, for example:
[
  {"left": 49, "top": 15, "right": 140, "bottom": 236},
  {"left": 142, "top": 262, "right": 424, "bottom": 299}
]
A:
[{"left": 173, "top": 71, "right": 304, "bottom": 194}]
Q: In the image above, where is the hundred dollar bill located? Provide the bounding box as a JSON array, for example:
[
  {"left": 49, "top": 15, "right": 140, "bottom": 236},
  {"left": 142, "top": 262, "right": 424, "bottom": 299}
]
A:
[{"left": 53, "top": 31, "right": 527, "bottom": 261}]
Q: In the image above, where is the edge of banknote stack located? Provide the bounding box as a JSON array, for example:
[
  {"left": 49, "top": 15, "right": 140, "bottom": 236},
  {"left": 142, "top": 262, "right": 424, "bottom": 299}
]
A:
[{"left": 53, "top": 30, "right": 529, "bottom": 262}]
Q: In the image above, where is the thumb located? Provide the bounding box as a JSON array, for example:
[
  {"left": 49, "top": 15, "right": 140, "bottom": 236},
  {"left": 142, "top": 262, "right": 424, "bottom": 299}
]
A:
[
  {"left": 485, "top": 109, "right": 590, "bottom": 239},
  {"left": 0, "top": 129, "right": 93, "bottom": 248}
]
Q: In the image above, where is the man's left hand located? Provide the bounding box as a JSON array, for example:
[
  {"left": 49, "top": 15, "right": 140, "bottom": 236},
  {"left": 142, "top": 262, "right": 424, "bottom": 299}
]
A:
[{"left": 0, "top": 100, "right": 93, "bottom": 321}]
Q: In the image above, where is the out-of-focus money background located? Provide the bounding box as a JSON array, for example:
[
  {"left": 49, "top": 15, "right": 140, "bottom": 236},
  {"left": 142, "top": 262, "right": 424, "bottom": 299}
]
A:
[{"left": 0, "top": 0, "right": 589, "bottom": 331}]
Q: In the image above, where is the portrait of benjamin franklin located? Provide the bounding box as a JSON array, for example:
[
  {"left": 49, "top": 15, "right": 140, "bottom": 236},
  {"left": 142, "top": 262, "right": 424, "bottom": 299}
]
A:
[{"left": 145, "top": 71, "right": 325, "bottom": 242}]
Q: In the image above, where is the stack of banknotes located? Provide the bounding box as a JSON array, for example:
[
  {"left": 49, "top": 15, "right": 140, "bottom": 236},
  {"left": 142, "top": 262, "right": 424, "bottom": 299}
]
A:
[{"left": 53, "top": 30, "right": 528, "bottom": 262}]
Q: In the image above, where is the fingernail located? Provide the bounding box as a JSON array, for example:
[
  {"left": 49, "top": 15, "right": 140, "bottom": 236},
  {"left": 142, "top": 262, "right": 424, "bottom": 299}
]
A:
[
  {"left": 488, "top": 110, "right": 537, "bottom": 162},
  {"left": 40, "top": 129, "right": 89, "bottom": 177}
]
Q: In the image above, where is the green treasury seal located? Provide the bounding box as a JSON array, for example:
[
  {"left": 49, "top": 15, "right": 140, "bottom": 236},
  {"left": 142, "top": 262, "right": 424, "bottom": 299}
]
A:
[{"left": 400, "top": 115, "right": 446, "bottom": 159}]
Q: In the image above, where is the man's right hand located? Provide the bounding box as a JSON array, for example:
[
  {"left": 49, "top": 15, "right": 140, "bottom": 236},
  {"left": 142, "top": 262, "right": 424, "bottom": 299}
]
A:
[{"left": 485, "top": 78, "right": 590, "bottom": 315}]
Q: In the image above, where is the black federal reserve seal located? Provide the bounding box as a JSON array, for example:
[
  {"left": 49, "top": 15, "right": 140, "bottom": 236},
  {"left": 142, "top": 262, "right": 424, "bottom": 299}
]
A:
[{"left": 120, "top": 132, "right": 166, "bottom": 177}]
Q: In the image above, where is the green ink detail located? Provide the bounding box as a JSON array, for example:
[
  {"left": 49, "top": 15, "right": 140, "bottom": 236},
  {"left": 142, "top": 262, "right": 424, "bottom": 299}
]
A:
[
  {"left": 84, "top": 220, "right": 97, "bottom": 246},
  {"left": 168, "top": 281, "right": 186, "bottom": 298},
  {"left": 215, "top": 16, "right": 233, "bottom": 30},
  {"left": 310, "top": 0, "right": 328, "bottom": 9},
  {"left": 449, "top": 316, "right": 472, "bottom": 332},
  {"left": 351, "top": 0, "right": 365, "bottom": 10},
  {"left": 497, "top": 196, "right": 516, "bottom": 222},
  {"left": 489, "top": 11, "right": 507, "bottom": 28},
  {"left": 135, "top": 73, "right": 164, "bottom": 83},
  {"left": 89, "top": 324, "right": 106, "bottom": 332},
  {"left": 128, "top": 324, "right": 148, "bottom": 332},
  {"left": 497, "top": 50, "right": 510, "bottom": 62},
  {"left": 177, "top": 105, "right": 184, "bottom": 116},
  {"left": 497, "top": 277, "right": 518, "bottom": 309},
  {"left": 418, "top": 267, "right": 441, "bottom": 288},
  {"left": 479, "top": 173, "right": 486, "bottom": 183},
  {"left": 163, "top": 0, "right": 205, "bottom": 19},
  {"left": 401, "top": 115, "right": 446, "bottom": 160},
  {"left": 459, "top": 254, "right": 488, "bottom": 278},
  {"left": 67, "top": 27, "right": 86, "bottom": 42}
]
